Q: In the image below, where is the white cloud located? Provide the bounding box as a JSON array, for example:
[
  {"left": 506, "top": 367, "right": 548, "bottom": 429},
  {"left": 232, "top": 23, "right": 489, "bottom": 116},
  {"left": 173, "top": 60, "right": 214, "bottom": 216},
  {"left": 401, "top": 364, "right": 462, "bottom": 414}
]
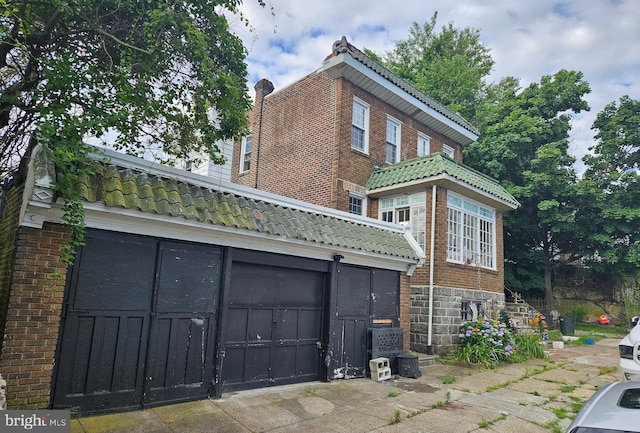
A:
[{"left": 236, "top": 0, "right": 640, "bottom": 173}]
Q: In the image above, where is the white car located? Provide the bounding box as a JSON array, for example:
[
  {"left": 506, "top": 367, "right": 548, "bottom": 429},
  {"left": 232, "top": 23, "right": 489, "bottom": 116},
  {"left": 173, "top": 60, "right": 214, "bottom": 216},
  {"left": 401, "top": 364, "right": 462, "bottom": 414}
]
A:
[
  {"left": 566, "top": 381, "right": 640, "bottom": 433},
  {"left": 619, "top": 317, "right": 640, "bottom": 381}
]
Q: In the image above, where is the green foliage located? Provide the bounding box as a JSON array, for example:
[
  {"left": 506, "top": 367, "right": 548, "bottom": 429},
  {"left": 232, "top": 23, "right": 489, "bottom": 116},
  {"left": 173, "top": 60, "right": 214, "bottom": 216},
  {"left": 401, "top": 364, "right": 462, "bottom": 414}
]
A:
[
  {"left": 465, "top": 70, "right": 591, "bottom": 300},
  {"left": 579, "top": 96, "right": 640, "bottom": 282},
  {"left": 455, "top": 318, "right": 516, "bottom": 367},
  {"left": 372, "top": 12, "right": 494, "bottom": 124},
  {"left": 569, "top": 307, "right": 586, "bottom": 322},
  {"left": 1, "top": 0, "right": 264, "bottom": 263},
  {"left": 390, "top": 409, "right": 401, "bottom": 424}
]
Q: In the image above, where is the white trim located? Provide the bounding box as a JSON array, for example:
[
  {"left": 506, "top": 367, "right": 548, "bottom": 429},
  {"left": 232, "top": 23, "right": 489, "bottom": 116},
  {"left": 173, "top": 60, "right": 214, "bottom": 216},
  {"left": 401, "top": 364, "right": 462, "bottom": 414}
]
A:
[
  {"left": 351, "top": 96, "right": 370, "bottom": 154},
  {"left": 417, "top": 132, "right": 431, "bottom": 157},
  {"left": 239, "top": 135, "right": 252, "bottom": 173},
  {"left": 385, "top": 115, "right": 401, "bottom": 164},
  {"left": 442, "top": 144, "right": 455, "bottom": 158}
]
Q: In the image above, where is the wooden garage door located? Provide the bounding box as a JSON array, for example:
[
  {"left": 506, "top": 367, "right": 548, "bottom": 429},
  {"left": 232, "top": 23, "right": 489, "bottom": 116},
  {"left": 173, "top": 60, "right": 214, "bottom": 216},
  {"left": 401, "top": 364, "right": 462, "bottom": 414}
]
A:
[
  {"left": 52, "top": 230, "right": 222, "bottom": 414},
  {"left": 221, "top": 262, "right": 325, "bottom": 391}
]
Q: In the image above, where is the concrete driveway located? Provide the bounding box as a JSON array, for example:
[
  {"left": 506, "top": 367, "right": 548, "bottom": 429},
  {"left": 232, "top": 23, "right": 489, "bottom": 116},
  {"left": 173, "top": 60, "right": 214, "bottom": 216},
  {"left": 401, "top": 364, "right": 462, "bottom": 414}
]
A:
[{"left": 71, "top": 338, "right": 622, "bottom": 433}]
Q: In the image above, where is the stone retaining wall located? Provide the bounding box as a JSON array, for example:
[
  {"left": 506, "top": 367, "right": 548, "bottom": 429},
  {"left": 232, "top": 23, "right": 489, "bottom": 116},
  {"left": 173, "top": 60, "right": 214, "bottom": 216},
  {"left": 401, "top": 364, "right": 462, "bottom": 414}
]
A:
[{"left": 410, "top": 285, "right": 506, "bottom": 355}]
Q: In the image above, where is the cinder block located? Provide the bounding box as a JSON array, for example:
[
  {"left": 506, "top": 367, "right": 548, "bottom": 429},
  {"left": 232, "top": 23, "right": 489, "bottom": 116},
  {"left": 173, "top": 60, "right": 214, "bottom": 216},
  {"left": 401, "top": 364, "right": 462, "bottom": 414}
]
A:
[
  {"left": 369, "top": 357, "right": 389, "bottom": 372},
  {"left": 552, "top": 341, "right": 564, "bottom": 349},
  {"left": 371, "top": 367, "right": 391, "bottom": 381}
]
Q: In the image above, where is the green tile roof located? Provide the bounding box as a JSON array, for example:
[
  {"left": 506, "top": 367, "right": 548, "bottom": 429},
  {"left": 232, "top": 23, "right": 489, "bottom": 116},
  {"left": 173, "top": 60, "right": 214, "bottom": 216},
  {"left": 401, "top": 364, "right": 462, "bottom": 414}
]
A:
[
  {"left": 75, "top": 162, "right": 423, "bottom": 261},
  {"left": 366, "top": 154, "right": 519, "bottom": 209}
]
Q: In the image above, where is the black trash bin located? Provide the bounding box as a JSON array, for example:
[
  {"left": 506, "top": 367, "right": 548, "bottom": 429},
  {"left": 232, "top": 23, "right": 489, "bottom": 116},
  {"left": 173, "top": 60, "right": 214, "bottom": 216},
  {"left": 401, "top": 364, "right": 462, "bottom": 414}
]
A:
[
  {"left": 396, "top": 354, "right": 421, "bottom": 378},
  {"left": 559, "top": 316, "right": 576, "bottom": 335}
]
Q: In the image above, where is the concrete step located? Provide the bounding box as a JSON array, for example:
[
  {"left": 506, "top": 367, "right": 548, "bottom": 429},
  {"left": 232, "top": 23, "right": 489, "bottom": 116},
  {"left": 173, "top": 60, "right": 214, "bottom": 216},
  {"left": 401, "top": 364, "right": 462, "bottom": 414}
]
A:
[{"left": 417, "top": 354, "right": 438, "bottom": 367}]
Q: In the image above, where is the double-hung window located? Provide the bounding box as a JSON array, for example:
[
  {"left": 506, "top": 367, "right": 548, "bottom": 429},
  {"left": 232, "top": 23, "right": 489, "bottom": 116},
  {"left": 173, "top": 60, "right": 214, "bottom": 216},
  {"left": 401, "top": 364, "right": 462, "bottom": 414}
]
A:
[
  {"left": 386, "top": 116, "right": 401, "bottom": 163},
  {"left": 240, "top": 135, "right": 252, "bottom": 172},
  {"left": 447, "top": 193, "right": 496, "bottom": 269},
  {"left": 417, "top": 132, "right": 431, "bottom": 157},
  {"left": 443, "top": 143, "right": 455, "bottom": 158},
  {"left": 349, "top": 192, "right": 365, "bottom": 216},
  {"left": 351, "top": 97, "right": 370, "bottom": 153},
  {"left": 379, "top": 193, "right": 426, "bottom": 251}
]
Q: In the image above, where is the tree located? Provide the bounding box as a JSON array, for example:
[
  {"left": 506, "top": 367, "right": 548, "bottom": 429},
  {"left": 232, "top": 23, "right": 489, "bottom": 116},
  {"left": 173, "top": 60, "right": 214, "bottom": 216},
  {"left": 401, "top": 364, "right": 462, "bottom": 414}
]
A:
[
  {"left": 369, "top": 12, "right": 494, "bottom": 123},
  {"left": 580, "top": 96, "right": 640, "bottom": 279},
  {"left": 1, "top": 0, "right": 263, "bottom": 260},
  {"left": 464, "top": 70, "right": 591, "bottom": 304}
]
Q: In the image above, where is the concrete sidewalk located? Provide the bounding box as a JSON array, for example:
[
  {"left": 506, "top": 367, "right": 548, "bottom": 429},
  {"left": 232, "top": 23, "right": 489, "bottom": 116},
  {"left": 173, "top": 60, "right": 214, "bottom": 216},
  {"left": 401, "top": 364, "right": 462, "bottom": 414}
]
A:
[{"left": 70, "top": 339, "right": 622, "bottom": 433}]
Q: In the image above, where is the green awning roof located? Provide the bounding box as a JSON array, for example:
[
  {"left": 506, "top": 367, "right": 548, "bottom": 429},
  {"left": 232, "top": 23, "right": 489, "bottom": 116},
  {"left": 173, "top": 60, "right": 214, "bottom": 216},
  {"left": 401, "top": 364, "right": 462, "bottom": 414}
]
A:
[
  {"left": 75, "top": 162, "right": 423, "bottom": 261},
  {"left": 366, "top": 154, "right": 519, "bottom": 210}
]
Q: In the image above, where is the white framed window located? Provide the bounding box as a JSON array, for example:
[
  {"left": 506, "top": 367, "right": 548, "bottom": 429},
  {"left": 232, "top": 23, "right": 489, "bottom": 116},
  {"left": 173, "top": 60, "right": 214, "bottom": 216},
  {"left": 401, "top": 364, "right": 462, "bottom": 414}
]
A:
[
  {"left": 417, "top": 132, "right": 431, "bottom": 157},
  {"left": 379, "top": 192, "right": 426, "bottom": 250},
  {"left": 386, "top": 116, "right": 401, "bottom": 163},
  {"left": 240, "top": 135, "right": 252, "bottom": 172},
  {"left": 446, "top": 193, "right": 496, "bottom": 269},
  {"left": 348, "top": 192, "right": 366, "bottom": 216},
  {"left": 351, "top": 97, "right": 370, "bottom": 153},
  {"left": 443, "top": 143, "right": 455, "bottom": 158}
]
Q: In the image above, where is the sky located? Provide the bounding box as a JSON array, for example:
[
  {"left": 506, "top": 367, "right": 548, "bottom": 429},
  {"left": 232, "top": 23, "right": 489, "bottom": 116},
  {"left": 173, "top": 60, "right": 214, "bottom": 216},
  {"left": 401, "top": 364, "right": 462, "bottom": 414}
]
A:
[{"left": 232, "top": 0, "right": 640, "bottom": 173}]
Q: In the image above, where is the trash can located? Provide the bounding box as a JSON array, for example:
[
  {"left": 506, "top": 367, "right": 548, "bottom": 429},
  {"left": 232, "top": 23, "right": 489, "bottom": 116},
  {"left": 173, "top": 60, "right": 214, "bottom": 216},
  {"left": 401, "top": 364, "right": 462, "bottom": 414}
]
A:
[
  {"left": 559, "top": 316, "right": 576, "bottom": 335},
  {"left": 396, "top": 354, "right": 421, "bottom": 379}
]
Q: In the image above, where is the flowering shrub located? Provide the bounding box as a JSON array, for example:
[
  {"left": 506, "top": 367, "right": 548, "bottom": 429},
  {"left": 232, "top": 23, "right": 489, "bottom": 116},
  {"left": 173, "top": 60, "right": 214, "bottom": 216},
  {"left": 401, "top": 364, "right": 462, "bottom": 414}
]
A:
[
  {"left": 456, "top": 318, "right": 516, "bottom": 367},
  {"left": 528, "top": 312, "right": 548, "bottom": 333}
]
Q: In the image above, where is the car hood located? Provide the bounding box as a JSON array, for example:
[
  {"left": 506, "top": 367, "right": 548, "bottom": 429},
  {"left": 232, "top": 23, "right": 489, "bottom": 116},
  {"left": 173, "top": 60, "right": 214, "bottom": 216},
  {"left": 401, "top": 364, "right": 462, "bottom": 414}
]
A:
[{"left": 620, "top": 324, "right": 640, "bottom": 346}]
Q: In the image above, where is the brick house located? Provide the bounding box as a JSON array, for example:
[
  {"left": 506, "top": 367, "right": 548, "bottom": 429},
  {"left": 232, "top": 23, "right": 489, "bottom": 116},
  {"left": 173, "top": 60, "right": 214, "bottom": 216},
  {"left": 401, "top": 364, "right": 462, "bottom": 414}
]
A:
[
  {"left": 232, "top": 37, "right": 519, "bottom": 354},
  {"left": 0, "top": 146, "right": 422, "bottom": 413}
]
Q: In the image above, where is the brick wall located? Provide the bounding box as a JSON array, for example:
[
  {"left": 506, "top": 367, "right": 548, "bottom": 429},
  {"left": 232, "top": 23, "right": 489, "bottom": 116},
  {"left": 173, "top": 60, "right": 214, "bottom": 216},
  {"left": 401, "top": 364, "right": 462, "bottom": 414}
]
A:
[
  {"left": 399, "top": 273, "right": 411, "bottom": 352},
  {"left": 234, "top": 74, "right": 338, "bottom": 208},
  {"left": 233, "top": 71, "right": 466, "bottom": 215},
  {"left": 410, "top": 285, "right": 506, "bottom": 355},
  {"left": 0, "top": 223, "right": 69, "bottom": 409},
  {"left": 0, "top": 182, "right": 24, "bottom": 355}
]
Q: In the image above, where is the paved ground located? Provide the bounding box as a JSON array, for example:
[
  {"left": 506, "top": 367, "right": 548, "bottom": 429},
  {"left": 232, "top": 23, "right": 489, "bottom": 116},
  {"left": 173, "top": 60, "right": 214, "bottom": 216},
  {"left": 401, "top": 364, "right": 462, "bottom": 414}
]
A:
[{"left": 70, "top": 338, "right": 622, "bottom": 433}]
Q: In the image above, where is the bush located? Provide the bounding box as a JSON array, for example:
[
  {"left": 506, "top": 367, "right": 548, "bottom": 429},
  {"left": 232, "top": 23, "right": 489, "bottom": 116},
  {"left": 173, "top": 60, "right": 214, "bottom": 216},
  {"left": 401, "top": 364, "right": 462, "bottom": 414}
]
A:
[
  {"left": 455, "top": 318, "right": 547, "bottom": 367},
  {"left": 569, "top": 306, "right": 587, "bottom": 322},
  {"left": 455, "top": 318, "right": 516, "bottom": 367}
]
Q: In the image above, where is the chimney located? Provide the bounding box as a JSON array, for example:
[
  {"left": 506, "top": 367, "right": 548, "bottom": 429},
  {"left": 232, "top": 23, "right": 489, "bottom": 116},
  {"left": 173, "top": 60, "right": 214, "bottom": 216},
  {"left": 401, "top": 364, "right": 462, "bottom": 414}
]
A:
[{"left": 251, "top": 79, "right": 274, "bottom": 189}]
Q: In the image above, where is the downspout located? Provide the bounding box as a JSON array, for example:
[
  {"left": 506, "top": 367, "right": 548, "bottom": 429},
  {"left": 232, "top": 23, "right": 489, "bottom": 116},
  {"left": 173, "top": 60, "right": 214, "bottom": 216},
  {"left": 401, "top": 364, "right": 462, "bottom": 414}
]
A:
[{"left": 428, "top": 185, "right": 436, "bottom": 355}]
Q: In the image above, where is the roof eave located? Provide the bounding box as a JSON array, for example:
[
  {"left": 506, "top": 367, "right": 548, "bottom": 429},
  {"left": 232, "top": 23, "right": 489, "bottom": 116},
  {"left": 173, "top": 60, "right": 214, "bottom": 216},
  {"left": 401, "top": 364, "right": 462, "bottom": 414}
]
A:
[
  {"left": 367, "top": 174, "right": 519, "bottom": 212},
  {"left": 321, "top": 53, "right": 478, "bottom": 146}
]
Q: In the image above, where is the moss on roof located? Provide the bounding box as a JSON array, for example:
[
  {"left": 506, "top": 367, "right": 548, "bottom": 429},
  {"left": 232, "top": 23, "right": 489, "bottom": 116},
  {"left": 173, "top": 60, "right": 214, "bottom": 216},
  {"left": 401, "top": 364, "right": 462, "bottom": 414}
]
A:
[
  {"left": 75, "top": 162, "right": 422, "bottom": 261},
  {"left": 366, "top": 153, "right": 519, "bottom": 208}
]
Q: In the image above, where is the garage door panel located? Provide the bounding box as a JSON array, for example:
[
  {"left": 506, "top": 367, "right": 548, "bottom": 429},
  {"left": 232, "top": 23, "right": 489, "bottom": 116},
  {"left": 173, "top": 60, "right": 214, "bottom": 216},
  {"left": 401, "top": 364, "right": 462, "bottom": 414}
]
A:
[
  {"left": 298, "top": 309, "right": 322, "bottom": 340},
  {"left": 223, "top": 262, "right": 325, "bottom": 392},
  {"left": 53, "top": 231, "right": 222, "bottom": 414},
  {"left": 247, "top": 309, "right": 274, "bottom": 342},
  {"left": 225, "top": 308, "right": 248, "bottom": 341},
  {"left": 222, "top": 347, "right": 246, "bottom": 383},
  {"left": 73, "top": 236, "right": 156, "bottom": 311},
  {"left": 245, "top": 346, "right": 271, "bottom": 382}
]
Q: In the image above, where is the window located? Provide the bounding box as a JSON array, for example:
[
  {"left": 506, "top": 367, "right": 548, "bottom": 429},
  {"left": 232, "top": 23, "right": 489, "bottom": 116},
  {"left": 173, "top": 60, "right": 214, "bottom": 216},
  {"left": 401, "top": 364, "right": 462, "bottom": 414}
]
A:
[
  {"left": 379, "top": 192, "right": 426, "bottom": 250},
  {"left": 386, "top": 116, "right": 401, "bottom": 163},
  {"left": 349, "top": 192, "right": 365, "bottom": 216},
  {"left": 351, "top": 97, "right": 370, "bottom": 153},
  {"left": 447, "top": 193, "right": 496, "bottom": 269},
  {"left": 417, "top": 133, "right": 431, "bottom": 157},
  {"left": 443, "top": 144, "right": 454, "bottom": 158},
  {"left": 240, "top": 135, "right": 252, "bottom": 172}
]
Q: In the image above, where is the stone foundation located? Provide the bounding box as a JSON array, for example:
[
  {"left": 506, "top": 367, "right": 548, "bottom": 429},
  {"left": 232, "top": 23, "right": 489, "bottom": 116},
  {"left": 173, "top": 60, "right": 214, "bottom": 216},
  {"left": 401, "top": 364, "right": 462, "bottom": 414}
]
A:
[{"left": 410, "top": 285, "right": 505, "bottom": 355}]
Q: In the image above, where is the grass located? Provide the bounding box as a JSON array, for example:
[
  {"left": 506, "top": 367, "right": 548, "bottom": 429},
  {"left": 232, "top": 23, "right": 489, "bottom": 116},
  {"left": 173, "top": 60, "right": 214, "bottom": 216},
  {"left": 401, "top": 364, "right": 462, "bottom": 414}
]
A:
[
  {"left": 389, "top": 410, "right": 401, "bottom": 424},
  {"left": 575, "top": 322, "right": 627, "bottom": 337}
]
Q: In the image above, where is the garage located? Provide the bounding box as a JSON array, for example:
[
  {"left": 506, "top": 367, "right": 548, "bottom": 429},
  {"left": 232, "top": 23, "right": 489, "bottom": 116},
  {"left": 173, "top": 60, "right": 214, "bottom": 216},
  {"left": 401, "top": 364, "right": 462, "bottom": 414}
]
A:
[
  {"left": 1, "top": 147, "right": 423, "bottom": 413},
  {"left": 52, "top": 230, "right": 223, "bottom": 414},
  {"left": 221, "top": 252, "right": 328, "bottom": 391}
]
